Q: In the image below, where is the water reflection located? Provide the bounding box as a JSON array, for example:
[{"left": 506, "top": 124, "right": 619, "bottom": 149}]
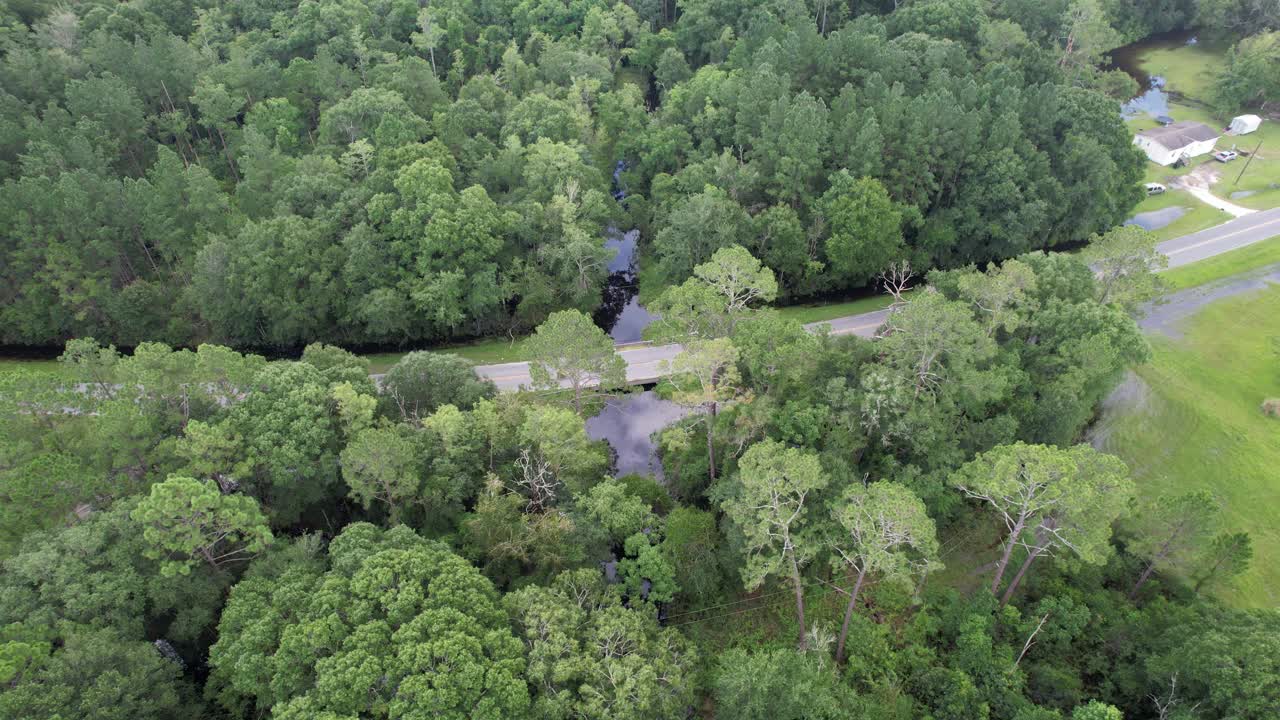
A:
[
  {"left": 1122, "top": 75, "right": 1170, "bottom": 119},
  {"left": 594, "top": 229, "right": 658, "bottom": 343},
  {"left": 586, "top": 391, "right": 690, "bottom": 479},
  {"left": 1124, "top": 206, "right": 1186, "bottom": 231}
]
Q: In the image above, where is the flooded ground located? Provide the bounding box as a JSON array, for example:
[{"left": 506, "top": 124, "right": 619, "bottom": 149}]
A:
[
  {"left": 1140, "top": 262, "right": 1280, "bottom": 336},
  {"left": 1232, "top": 190, "right": 1256, "bottom": 200},
  {"left": 1109, "top": 31, "right": 1197, "bottom": 121},
  {"left": 586, "top": 390, "right": 690, "bottom": 478},
  {"left": 1125, "top": 206, "right": 1187, "bottom": 230},
  {"left": 1121, "top": 75, "right": 1171, "bottom": 119}
]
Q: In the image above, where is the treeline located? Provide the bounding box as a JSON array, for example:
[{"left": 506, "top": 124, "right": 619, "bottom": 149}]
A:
[
  {"left": 2, "top": 238, "right": 1275, "bottom": 719},
  {"left": 0, "top": 0, "right": 1171, "bottom": 350}
]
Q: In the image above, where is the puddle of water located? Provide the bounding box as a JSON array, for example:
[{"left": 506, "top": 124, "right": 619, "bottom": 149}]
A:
[
  {"left": 1231, "top": 190, "right": 1256, "bottom": 199},
  {"left": 586, "top": 391, "right": 690, "bottom": 478},
  {"left": 1125, "top": 206, "right": 1186, "bottom": 231},
  {"left": 1139, "top": 264, "right": 1280, "bottom": 336}
]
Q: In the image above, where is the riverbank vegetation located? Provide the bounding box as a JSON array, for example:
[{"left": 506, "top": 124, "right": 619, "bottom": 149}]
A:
[
  {"left": 4, "top": 1, "right": 1280, "bottom": 719},
  {"left": 8, "top": 234, "right": 1277, "bottom": 719}
]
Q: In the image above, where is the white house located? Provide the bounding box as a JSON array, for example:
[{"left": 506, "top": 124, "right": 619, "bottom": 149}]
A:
[
  {"left": 1133, "top": 121, "right": 1221, "bottom": 166},
  {"left": 1228, "top": 114, "right": 1261, "bottom": 135}
]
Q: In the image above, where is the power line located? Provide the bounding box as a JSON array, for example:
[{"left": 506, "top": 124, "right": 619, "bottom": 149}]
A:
[{"left": 666, "top": 577, "right": 845, "bottom": 629}]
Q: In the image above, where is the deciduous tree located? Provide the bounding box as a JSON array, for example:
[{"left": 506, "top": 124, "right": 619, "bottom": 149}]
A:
[
  {"left": 526, "top": 309, "right": 626, "bottom": 414},
  {"left": 719, "top": 440, "right": 828, "bottom": 649}
]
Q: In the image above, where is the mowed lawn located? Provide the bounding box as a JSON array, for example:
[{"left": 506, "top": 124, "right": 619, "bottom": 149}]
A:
[{"left": 1100, "top": 285, "right": 1280, "bottom": 608}]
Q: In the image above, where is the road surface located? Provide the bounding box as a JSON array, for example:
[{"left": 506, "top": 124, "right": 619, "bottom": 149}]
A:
[
  {"left": 1158, "top": 206, "right": 1280, "bottom": 267},
  {"left": 475, "top": 208, "right": 1280, "bottom": 391}
]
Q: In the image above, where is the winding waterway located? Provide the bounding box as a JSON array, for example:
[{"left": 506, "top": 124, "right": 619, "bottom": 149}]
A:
[{"left": 585, "top": 163, "right": 679, "bottom": 479}]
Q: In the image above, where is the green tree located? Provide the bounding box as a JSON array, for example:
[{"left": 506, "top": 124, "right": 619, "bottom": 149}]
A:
[
  {"left": 526, "top": 309, "right": 626, "bottom": 414},
  {"left": 1215, "top": 31, "right": 1280, "bottom": 111},
  {"left": 182, "top": 361, "right": 343, "bottom": 526},
  {"left": 208, "top": 524, "right": 529, "bottom": 719},
  {"left": 0, "top": 500, "right": 230, "bottom": 643},
  {"left": 0, "top": 627, "right": 200, "bottom": 720},
  {"left": 662, "top": 338, "right": 741, "bottom": 482},
  {"left": 505, "top": 568, "right": 696, "bottom": 720},
  {"left": 131, "top": 475, "right": 272, "bottom": 576},
  {"left": 1071, "top": 701, "right": 1123, "bottom": 720},
  {"left": 951, "top": 443, "right": 1133, "bottom": 603},
  {"left": 719, "top": 440, "right": 829, "bottom": 650},
  {"left": 652, "top": 185, "right": 751, "bottom": 281},
  {"left": 1081, "top": 224, "right": 1166, "bottom": 312},
  {"left": 713, "top": 647, "right": 858, "bottom": 720},
  {"left": 340, "top": 426, "right": 421, "bottom": 523},
  {"left": 819, "top": 172, "right": 905, "bottom": 287},
  {"left": 660, "top": 506, "right": 726, "bottom": 608},
  {"left": 647, "top": 244, "right": 778, "bottom": 341},
  {"left": 1193, "top": 531, "right": 1253, "bottom": 593},
  {"left": 1128, "top": 490, "right": 1222, "bottom": 598},
  {"left": 1146, "top": 606, "right": 1280, "bottom": 719},
  {"left": 829, "top": 481, "right": 941, "bottom": 663}
]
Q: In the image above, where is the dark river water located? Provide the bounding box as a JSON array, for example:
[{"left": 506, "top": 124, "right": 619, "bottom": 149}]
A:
[
  {"left": 1108, "top": 30, "right": 1199, "bottom": 121},
  {"left": 594, "top": 228, "right": 658, "bottom": 343},
  {"left": 586, "top": 163, "right": 678, "bottom": 479},
  {"left": 586, "top": 391, "right": 691, "bottom": 479}
]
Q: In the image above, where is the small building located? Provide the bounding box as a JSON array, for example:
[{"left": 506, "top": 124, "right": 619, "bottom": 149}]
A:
[
  {"left": 1133, "top": 121, "right": 1221, "bottom": 166},
  {"left": 1228, "top": 114, "right": 1262, "bottom": 135}
]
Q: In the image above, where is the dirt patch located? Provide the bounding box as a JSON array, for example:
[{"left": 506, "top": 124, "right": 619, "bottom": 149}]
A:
[{"left": 1174, "top": 163, "right": 1223, "bottom": 190}]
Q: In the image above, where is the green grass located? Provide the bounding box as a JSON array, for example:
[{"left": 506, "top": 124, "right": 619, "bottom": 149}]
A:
[
  {"left": 775, "top": 294, "right": 895, "bottom": 324},
  {"left": 1132, "top": 39, "right": 1228, "bottom": 103},
  {"left": 0, "top": 358, "right": 70, "bottom": 377},
  {"left": 1161, "top": 235, "right": 1280, "bottom": 291},
  {"left": 1126, "top": 183, "right": 1226, "bottom": 241},
  {"left": 364, "top": 335, "right": 532, "bottom": 373},
  {"left": 1099, "top": 285, "right": 1280, "bottom": 608}
]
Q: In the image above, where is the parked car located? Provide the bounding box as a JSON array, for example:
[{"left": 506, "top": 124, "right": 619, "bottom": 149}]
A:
[
  {"left": 1144, "top": 182, "right": 1167, "bottom": 195},
  {"left": 1213, "top": 150, "right": 1239, "bottom": 162}
]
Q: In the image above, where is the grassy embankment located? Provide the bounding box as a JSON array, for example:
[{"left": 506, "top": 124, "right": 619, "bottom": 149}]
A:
[
  {"left": 1125, "top": 39, "right": 1280, "bottom": 220},
  {"left": 1099, "top": 285, "right": 1280, "bottom": 608}
]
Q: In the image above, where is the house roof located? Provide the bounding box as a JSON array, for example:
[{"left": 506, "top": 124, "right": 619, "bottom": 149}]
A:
[{"left": 1136, "top": 121, "right": 1221, "bottom": 149}]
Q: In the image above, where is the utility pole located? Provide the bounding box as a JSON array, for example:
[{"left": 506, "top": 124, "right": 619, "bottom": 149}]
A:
[{"left": 1234, "top": 138, "right": 1264, "bottom": 185}]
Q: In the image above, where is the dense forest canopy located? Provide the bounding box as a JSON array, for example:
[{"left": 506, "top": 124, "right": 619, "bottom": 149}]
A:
[
  {"left": 3, "top": 1, "right": 1279, "bottom": 719},
  {"left": 3, "top": 233, "right": 1276, "bottom": 719},
  {"left": 0, "top": 0, "right": 1182, "bottom": 349}
]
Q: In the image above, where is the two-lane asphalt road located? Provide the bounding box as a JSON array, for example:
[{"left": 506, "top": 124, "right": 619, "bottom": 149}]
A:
[
  {"left": 475, "top": 208, "right": 1280, "bottom": 391},
  {"left": 1158, "top": 206, "right": 1280, "bottom": 267}
]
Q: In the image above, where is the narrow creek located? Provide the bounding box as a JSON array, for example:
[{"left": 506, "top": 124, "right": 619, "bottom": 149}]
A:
[{"left": 586, "top": 162, "right": 682, "bottom": 480}]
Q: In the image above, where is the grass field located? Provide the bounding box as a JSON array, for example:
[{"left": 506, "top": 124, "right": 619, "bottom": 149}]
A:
[
  {"left": 1132, "top": 38, "right": 1228, "bottom": 102},
  {"left": 1098, "top": 285, "right": 1280, "bottom": 608},
  {"left": 0, "top": 357, "right": 68, "bottom": 376}
]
